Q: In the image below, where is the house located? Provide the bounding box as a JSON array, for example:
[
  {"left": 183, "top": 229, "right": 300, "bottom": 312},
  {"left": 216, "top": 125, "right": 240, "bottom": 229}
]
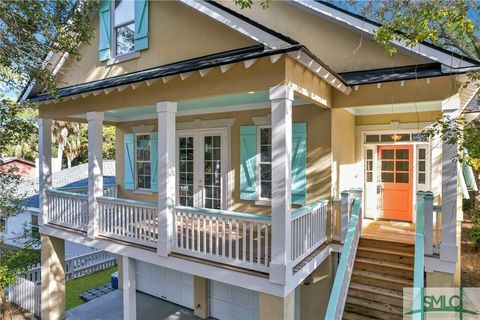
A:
[
  {"left": 0, "top": 157, "right": 36, "bottom": 177},
  {"left": 21, "top": 1, "right": 479, "bottom": 319},
  {"left": 1, "top": 160, "right": 116, "bottom": 259}
]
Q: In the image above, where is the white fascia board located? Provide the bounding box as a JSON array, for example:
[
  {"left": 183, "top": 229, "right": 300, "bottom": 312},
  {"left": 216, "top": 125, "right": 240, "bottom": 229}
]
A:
[
  {"left": 179, "top": 0, "right": 291, "bottom": 49},
  {"left": 291, "top": 0, "right": 476, "bottom": 69}
]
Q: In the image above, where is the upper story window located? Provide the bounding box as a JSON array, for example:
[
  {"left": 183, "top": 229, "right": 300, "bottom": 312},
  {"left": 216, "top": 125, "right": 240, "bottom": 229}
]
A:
[
  {"left": 113, "top": 0, "right": 135, "bottom": 56},
  {"left": 99, "top": 0, "right": 149, "bottom": 62},
  {"left": 136, "top": 134, "right": 151, "bottom": 190}
]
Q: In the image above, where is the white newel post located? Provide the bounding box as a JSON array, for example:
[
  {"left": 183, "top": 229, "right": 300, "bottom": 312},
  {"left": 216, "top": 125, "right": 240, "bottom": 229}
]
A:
[
  {"left": 424, "top": 191, "right": 434, "bottom": 256},
  {"left": 269, "top": 84, "right": 293, "bottom": 285},
  {"left": 440, "top": 106, "right": 458, "bottom": 262},
  {"left": 87, "top": 112, "right": 104, "bottom": 239},
  {"left": 340, "top": 190, "right": 349, "bottom": 243},
  {"left": 122, "top": 256, "right": 136, "bottom": 320},
  {"left": 39, "top": 118, "right": 52, "bottom": 226},
  {"left": 157, "top": 101, "right": 177, "bottom": 257}
]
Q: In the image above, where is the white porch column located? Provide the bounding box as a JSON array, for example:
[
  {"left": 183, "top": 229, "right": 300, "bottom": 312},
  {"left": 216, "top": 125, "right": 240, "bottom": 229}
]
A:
[
  {"left": 440, "top": 107, "right": 458, "bottom": 262},
  {"left": 38, "top": 118, "right": 52, "bottom": 226},
  {"left": 122, "top": 256, "right": 137, "bottom": 320},
  {"left": 157, "top": 102, "right": 177, "bottom": 257},
  {"left": 87, "top": 112, "right": 104, "bottom": 239},
  {"left": 269, "top": 84, "right": 293, "bottom": 285}
]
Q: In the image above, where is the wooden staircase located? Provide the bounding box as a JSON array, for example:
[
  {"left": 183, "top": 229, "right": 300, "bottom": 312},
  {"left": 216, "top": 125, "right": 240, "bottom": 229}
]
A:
[{"left": 342, "top": 237, "right": 414, "bottom": 320}]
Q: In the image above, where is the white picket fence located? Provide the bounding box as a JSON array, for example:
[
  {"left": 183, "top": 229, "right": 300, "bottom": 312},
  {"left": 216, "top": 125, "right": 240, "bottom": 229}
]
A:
[
  {"left": 7, "top": 250, "right": 117, "bottom": 317},
  {"left": 7, "top": 276, "right": 41, "bottom": 317}
]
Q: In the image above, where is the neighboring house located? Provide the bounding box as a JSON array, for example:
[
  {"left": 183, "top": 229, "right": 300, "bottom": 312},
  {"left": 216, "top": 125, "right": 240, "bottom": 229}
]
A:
[
  {"left": 0, "top": 157, "right": 36, "bottom": 177},
  {"left": 2, "top": 161, "right": 116, "bottom": 259},
  {"left": 20, "top": 1, "right": 479, "bottom": 320}
]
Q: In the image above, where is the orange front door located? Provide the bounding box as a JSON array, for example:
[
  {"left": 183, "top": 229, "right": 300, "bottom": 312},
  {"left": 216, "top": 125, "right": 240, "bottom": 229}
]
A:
[{"left": 378, "top": 145, "right": 413, "bottom": 222}]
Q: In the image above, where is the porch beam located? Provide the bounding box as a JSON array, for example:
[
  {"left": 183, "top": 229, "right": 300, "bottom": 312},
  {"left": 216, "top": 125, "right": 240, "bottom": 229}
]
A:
[
  {"left": 157, "top": 101, "right": 177, "bottom": 257},
  {"left": 38, "top": 118, "right": 52, "bottom": 226},
  {"left": 87, "top": 112, "right": 104, "bottom": 239},
  {"left": 269, "top": 84, "right": 293, "bottom": 285},
  {"left": 122, "top": 256, "right": 137, "bottom": 320},
  {"left": 440, "top": 107, "right": 458, "bottom": 263}
]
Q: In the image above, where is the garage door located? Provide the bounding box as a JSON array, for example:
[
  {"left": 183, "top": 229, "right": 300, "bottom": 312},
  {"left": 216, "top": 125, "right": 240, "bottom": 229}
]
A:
[
  {"left": 210, "top": 281, "right": 258, "bottom": 320},
  {"left": 136, "top": 261, "right": 194, "bottom": 309}
]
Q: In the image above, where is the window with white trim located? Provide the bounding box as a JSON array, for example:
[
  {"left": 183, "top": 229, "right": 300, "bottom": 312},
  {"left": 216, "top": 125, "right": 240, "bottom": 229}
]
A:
[
  {"left": 136, "top": 134, "right": 151, "bottom": 190},
  {"left": 258, "top": 126, "right": 272, "bottom": 200},
  {"left": 418, "top": 147, "right": 427, "bottom": 185},
  {"left": 113, "top": 0, "right": 135, "bottom": 57}
]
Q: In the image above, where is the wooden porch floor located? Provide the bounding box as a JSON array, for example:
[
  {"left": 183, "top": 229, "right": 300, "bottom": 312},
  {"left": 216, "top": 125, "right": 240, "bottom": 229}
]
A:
[{"left": 361, "top": 220, "right": 416, "bottom": 244}]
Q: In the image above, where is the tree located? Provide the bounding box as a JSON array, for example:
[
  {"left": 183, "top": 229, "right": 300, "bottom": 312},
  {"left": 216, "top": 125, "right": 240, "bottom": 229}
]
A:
[{"left": 0, "top": 0, "right": 96, "bottom": 315}]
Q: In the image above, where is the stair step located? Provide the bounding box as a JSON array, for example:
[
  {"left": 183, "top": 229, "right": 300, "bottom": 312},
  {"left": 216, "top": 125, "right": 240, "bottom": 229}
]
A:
[
  {"left": 345, "top": 296, "right": 404, "bottom": 319},
  {"left": 348, "top": 283, "right": 404, "bottom": 307},
  {"left": 359, "top": 238, "right": 414, "bottom": 253},
  {"left": 354, "top": 257, "right": 414, "bottom": 279},
  {"left": 357, "top": 245, "right": 414, "bottom": 258},
  {"left": 343, "top": 310, "right": 379, "bottom": 320},
  {"left": 351, "top": 269, "right": 413, "bottom": 292},
  {"left": 356, "top": 246, "right": 414, "bottom": 266}
]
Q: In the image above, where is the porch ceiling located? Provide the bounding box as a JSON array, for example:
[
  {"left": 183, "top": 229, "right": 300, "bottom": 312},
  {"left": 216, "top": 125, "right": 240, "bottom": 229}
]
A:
[{"left": 76, "top": 91, "right": 308, "bottom": 122}]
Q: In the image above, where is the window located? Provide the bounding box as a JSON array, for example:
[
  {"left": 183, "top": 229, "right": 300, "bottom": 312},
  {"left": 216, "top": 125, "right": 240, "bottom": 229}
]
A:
[
  {"left": 113, "top": 0, "right": 135, "bottom": 56},
  {"left": 179, "top": 137, "right": 194, "bottom": 206},
  {"left": 136, "top": 134, "right": 151, "bottom": 190},
  {"left": 365, "top": 149, "right": 374, "bottom": 182},
  {"left": 258, "top": 127, "right": 272, "bottom": 200},
  {"left": 418, "top": 147, "right": 427, "bottom": 184}
]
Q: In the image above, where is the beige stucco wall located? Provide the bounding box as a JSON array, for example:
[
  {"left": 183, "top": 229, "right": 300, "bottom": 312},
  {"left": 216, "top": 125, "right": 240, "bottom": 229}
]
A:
[
  {"left": 300, "top": 254, "right": 334, "bottom": 320},
  {"left": 355, "top": 111, "right": 442, "bottom": 126},
  {"left": 218, "top": 1, "right": 428, "bottom": 72},
  {"left": 333, "top": 76, "right": 456, "bottom": 109},
  {"left": 115, "top": 105, "right": 331, "bottom": 214},
  {"left": 56, "top": 1, "right": 255, "bottom": 88}
]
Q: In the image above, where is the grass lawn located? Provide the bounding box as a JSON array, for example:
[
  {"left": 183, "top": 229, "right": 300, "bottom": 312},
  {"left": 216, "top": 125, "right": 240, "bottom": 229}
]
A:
[{"left": 66, "top": 266, "right": 117, "bottom": 310}]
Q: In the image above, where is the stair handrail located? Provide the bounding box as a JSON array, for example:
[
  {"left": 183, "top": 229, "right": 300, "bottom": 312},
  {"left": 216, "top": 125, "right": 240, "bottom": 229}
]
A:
[
  {"left": 325, "top": 195, "right": 363, "bottom": 320},
  {"left": 411, "top": 191, "right": 433, "bottom": 320}
]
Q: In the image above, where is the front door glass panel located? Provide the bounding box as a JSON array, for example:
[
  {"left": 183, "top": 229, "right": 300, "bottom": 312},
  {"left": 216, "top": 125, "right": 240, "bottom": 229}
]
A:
[
  {"left": 204, "top": 136, "right": 222, "bottom": 209},
  {"left": 179, "top": 137, "right": 194, "bottom": 206}
]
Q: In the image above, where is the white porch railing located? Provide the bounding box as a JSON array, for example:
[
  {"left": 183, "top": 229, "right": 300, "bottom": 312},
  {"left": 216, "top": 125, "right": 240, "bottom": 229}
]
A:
[
  {"left": 171, "top": 206, "right": 272, "bottom": 273},
  {"left": 46, "top": 189, "right": 89, "bottom": 230},
  {"left": 291, "top": 200, "right": 328, "bottom": 266},
  {"left": 98, "top": 196, "right": 158, "bottom": 247}
]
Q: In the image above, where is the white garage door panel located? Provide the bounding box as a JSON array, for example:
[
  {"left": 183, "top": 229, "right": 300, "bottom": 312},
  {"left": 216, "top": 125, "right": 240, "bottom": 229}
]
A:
[
  {"left": 210, "top": 281, "right": 258, "bottom": 320},
  {"left": 135, "top": 261, "right": 193, "bottom": 309}
]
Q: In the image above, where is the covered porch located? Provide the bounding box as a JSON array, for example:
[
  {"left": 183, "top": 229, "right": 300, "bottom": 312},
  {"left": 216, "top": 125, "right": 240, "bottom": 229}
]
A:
[{"left": 36, "top": 48, "right": 345, "bottom": 294}]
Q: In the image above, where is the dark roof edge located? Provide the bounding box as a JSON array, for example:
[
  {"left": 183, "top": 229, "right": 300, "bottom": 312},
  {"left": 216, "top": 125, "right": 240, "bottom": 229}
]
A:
[
  {"left": 207, "top": 1, "right": 300, "bottom": 46},
  {"left": 28, "top": 44, "right": 304, "bottom": 102},
  {"left": 317, "top": 1, "right": 480, "bottom": 67}
]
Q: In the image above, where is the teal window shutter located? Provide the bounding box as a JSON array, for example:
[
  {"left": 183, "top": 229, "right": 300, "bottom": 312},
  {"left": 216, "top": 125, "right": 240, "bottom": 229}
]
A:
[
  {"left": 240, "top": 126, "right": 257, "bottom": 200},
  {"left": 464, "top": 150, "right": 478, "bottom": 192},
  {"left": 134, "top": 0, "right": 149, "bottom": 51},
  {"left": 98, "top": 0, "right": 111, "bottom": 61},
  {"left": 292, "top": 123, "right": 307, "bottom": 205},
  {"left": 124, "top": 133, "right": 135, "bottom": 190},
  {"left": 150, "top": 132, "right": 158, "bottom": 192}
]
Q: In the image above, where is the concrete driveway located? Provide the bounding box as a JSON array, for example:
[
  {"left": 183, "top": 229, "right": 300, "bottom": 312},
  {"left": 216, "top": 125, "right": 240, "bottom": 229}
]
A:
[{"left": 66, "top": 290, "right": 203, "bottom": 320}]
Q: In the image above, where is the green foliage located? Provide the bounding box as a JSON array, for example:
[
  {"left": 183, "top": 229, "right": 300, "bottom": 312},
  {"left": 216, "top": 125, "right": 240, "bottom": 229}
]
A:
[
  {"left": 103, "top": 126, "right": 116, "bottom": 160},
  {"left": 233, "top": 0, "right": 271, "bottom": 9},
  {"left": 472, "top": 219, "right": 480, "bottom": 248},
  {"left": 0, "top": 0, "right": 97, "bottom": 94},
  {"left": 0, "top": 244, "right": 40, "bottom": 289}
]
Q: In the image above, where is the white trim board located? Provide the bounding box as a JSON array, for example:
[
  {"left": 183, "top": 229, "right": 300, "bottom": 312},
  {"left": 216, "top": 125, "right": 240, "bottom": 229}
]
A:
[{"left": 290, "top": 0, "right": 476, "bottom": 69}]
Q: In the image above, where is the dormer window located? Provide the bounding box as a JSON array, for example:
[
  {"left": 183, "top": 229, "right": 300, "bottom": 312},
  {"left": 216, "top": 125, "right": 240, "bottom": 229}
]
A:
[{"left": 113, "top": 0, "right": 135, "bottom": 57}]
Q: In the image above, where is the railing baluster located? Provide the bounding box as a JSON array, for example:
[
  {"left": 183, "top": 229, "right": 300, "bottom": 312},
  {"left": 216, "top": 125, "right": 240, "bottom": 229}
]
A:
[
  {"left": 249, "top": 222, "right": 253, "bottom": 263},
  {"left": 222, "top": 219, "right": 226, "bottom": 257},
  {"left": 228, "top": 220, "right": 232, "bottom": 259},
  {"left": 242, "top": 222, "right": 246, "bottom": 262},
  {"left": 235, "top": 221, "right": 239, "bottom": 260},
  {"left": 257, "top": 223, "right": 261, "bottom": 265}
]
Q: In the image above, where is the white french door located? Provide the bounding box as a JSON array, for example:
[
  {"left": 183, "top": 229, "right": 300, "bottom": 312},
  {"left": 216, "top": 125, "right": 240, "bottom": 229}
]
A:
[{"left": 177, "top": 129, "right": 228, "bottom": 210}]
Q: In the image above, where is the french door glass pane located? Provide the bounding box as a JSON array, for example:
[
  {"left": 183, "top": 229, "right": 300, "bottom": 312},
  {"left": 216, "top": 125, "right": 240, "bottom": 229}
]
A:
[
  {"left": 179, "top": 137, "right": 194, "bottom": 207},
  {"left": 204, "top": 136, "right": 221, "bottom": 210}
]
